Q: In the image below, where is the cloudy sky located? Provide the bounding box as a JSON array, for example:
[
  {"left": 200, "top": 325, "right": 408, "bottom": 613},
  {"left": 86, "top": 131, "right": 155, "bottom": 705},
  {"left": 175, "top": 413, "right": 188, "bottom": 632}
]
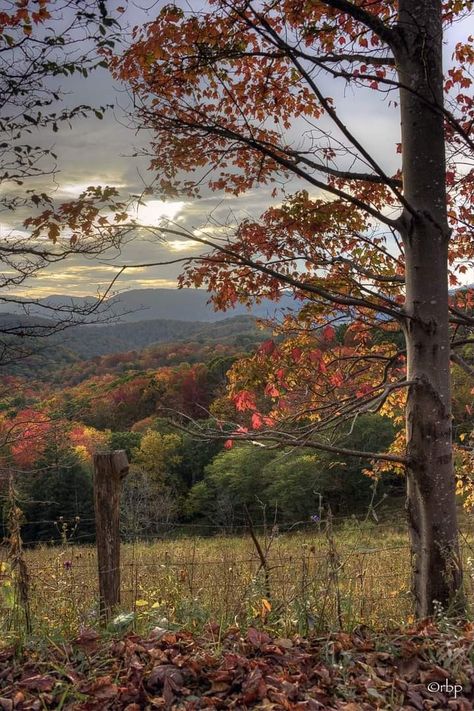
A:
[{"left": 1, "top": 1, "right": 469, "bottom": 298}]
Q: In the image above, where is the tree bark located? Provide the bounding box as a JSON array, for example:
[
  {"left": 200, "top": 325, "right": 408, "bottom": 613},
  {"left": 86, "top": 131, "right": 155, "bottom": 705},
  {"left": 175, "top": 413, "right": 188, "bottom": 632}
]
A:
[{"left": 396, "top": 0, "right": 463, "bottom": 616}]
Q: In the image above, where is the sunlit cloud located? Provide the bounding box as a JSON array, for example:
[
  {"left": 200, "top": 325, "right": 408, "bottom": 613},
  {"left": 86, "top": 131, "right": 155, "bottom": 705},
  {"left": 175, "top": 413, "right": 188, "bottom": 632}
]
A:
[
  {"left": 59, "top": 181, "right": 126, "bottom": 196},
  {"left": 132, "top": 278, "right": 178, "bottom": 288},
  {"left": 43, "top": 265, "right": 116, "bottom": 275},
  {"left": 0, "top": 223, "right": 30, "bottom": 240},
  {"left": 35, "top": 273, "right": 84, "bottom": 281},
  {"left": 167, "top": 239, "right": 200, "bottom": 252},
  {"left": 134, "top": 200, "right": 187, "bottom": 226},
  {"left": 193, "top": 224, "right": 236, "bottom": 236}
]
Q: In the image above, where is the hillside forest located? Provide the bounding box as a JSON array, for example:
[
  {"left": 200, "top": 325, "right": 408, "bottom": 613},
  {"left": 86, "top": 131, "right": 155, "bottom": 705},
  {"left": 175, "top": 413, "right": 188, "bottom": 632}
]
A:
[{"left": 0, "top": 309, "right": 472, "bottom": 547}]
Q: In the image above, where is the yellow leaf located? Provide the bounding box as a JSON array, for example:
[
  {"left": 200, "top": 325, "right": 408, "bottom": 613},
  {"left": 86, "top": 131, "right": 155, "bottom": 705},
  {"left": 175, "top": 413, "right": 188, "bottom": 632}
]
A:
[
  {"left": 135, "top": 599, "right": 148, "bottom": 607},
  {"left": 261, "top": 598, "right": 272, "bottom": 612}
]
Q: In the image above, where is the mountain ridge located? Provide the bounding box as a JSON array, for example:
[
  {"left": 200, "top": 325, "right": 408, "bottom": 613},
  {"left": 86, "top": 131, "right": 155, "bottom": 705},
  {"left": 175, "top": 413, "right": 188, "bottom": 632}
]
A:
[
  {"left": 0, "top": 312, "right": 266, "bottom": 376},
  {"left": 0, "top": 288, "right": 298, "bottom": 323}
]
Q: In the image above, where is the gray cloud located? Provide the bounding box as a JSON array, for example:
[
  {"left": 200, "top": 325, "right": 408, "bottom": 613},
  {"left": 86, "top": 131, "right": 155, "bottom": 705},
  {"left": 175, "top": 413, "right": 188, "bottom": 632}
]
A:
[{"left": 1, "top": 7, "right": 470, "bottom": 297}]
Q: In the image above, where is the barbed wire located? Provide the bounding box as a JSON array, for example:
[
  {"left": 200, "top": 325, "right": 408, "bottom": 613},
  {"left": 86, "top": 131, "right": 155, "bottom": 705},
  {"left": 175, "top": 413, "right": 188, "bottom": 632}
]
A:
[
  {"left": 21, "top": 546, "right": 412, "bottom": 574},
  {"left": 1, "top": 512, "right": 413, "bottom": 532}
]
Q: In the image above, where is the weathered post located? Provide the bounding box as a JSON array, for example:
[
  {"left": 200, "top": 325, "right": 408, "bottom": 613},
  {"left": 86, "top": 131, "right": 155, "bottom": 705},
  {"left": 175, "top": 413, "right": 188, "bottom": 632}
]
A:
[{"left": 93, "top": 450, "right": 129, "bottom": 622}]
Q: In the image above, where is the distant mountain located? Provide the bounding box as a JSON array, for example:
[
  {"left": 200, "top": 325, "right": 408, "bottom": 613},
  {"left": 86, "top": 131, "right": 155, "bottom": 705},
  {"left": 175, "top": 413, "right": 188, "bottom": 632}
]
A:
[
  {"left": 0, "top": 288, "right": 299, "bottom": 324},
  {"left": 64, "top": 314, "right": 262, "bottom": 358},
  {"left": 0, "top": 312, "right": 267, "bottom": 376}
]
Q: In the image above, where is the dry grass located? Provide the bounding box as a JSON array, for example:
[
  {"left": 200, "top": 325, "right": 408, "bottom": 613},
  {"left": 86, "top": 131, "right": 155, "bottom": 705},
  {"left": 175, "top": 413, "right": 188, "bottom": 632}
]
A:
[
  {"left": 3, "top": 513, "right": 474, "bottom": 641},
  {"left": 0, "top": 516, "right": 419, "bottom": 640}
]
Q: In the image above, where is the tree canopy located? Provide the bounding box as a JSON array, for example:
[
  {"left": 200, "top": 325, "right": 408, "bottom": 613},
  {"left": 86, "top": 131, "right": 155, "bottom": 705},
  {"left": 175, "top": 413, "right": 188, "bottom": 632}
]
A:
[{"left": 107, "top": 0, "right": 473, "bottom": 615}]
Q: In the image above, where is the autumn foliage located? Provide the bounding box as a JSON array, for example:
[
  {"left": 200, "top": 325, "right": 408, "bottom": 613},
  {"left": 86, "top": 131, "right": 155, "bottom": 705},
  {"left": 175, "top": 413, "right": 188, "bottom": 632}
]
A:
[{"left": 1, "top": 0, "right": 473, "bottom": 617}]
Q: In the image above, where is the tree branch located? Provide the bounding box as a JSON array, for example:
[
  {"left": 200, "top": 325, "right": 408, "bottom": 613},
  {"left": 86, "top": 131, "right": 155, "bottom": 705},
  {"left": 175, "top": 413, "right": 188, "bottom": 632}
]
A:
[
  {"left": 319, "top": 0, "right": 399, "bottom": 49},
  {"left": 171, "top": 417, "right": 407, "bottom": 465},
  {"left": 449, "top": 304, "right": 474, "bottom": 326},
  {"left": 238, "top": 5, "right": 409, "bottom": 210},
  {"left": 313, "top": 52, "right": 396, "bottom": 66},
  {"left": 451, "top": 352, "right": 474, "bottom": 378},
  {"left": 147, "top": 110, "right": 402, "bottom": 229},
  {"left": 118, "top": 224, "right": 405, "bottom": 320}
]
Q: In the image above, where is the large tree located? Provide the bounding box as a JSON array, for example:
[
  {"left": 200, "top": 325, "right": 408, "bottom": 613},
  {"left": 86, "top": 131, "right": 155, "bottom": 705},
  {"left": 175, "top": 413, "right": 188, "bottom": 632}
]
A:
[{"left": 33, "top": 0, "right": 473, "bottom": 615}]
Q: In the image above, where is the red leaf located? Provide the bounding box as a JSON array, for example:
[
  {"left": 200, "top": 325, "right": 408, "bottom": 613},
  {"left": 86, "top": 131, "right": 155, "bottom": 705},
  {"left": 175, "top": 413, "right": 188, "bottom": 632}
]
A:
[
  {"left": 234, "top": 390, "right": 257, "bottom": 412},
  {"left": 264, "top": 382, "right": 280, "bottom": 397},
  {"left": 309, "top": 349, "right": 323, "bottom": 363},
  {"left": 330, "top": 371, "right": 344, "bottom": 387},
  {"left": 322, "top": 325, "right": 336, "bottom": 342},
  {"left": 291, "top": 347, "right": 302, "bottom": 363},
  {"left": 259, "top": 339, "right": 276, "bottom": 356}
]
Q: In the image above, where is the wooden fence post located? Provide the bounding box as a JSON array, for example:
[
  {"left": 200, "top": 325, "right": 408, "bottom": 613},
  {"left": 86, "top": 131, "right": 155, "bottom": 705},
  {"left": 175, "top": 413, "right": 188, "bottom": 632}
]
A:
[{"left": 93, "top": 450, "right": 129, "bottom": 622}]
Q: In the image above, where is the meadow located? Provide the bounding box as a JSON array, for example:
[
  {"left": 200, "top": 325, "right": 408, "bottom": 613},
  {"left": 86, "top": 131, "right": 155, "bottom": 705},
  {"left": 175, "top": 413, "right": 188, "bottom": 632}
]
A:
[
  {"left": 0, "top": 515, "right": 423, "bottom": 641},
  {"left": 4, "top": 508, "right": 474, "bottom": 645}
]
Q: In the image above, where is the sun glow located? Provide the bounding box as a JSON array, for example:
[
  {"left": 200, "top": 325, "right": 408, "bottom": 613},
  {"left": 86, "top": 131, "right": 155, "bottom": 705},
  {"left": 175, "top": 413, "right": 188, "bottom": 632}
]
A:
[
  {"left": 135, "top": 200, "right": 186, "bottom": 225},
  {"left": 167, "top": 239, "right": 200, "bottom": 252}
]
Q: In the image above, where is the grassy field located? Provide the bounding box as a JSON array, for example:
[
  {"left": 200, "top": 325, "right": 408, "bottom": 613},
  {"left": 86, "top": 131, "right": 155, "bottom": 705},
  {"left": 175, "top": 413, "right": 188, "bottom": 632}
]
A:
[
  {"left": 4, "top": 511, "right": 474, "bottom": 642},
  {"left": 0, "top": 515, "right": 421, "bottom": 641}
]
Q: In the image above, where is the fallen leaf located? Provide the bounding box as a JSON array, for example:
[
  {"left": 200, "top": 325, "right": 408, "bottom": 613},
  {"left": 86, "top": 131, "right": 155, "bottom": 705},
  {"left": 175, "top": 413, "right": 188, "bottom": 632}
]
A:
[
  {"left": 84, "top": 675, "right": 119, "bottom": 700},
  {"left": 242, "top": 668, "right": 267, "bottom": 704},
  {"left": 20, "top": 675, "right": 55, "bottom": 692},
  {"left": 74, "top": 628, "right": 100, "bottom": 653},
  {"left": 274, "top": 638, "right": 293, "bottom": 649},
  {"left": 419, "top": 665, "right": 449, "bottom": 683},
  {"left": 246, "top": 627, "right": 272, "bottom": 648},
  {"left": 147, "top": 665, "right": 184, "bottom": 692},
  {"left": 405, "top": 689, "right": 424, "bottom": 710}
]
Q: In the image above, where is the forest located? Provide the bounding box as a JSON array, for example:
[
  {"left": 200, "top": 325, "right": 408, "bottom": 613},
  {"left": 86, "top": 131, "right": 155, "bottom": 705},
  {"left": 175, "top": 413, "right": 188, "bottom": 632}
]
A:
[{"left": 0, "top": 316, "right": 409, "bottom": 542}]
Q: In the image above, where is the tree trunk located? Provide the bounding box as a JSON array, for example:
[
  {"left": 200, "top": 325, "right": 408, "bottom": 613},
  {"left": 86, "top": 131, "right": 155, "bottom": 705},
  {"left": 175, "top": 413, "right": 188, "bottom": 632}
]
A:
[{"left": 397, "top": 0, "right": 463, "bottom": 616}]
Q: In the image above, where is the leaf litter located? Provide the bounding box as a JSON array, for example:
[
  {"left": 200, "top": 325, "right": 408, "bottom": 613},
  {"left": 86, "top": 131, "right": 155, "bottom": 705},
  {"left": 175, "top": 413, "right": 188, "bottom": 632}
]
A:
[{"left": 0, "top": 621, "right": 473, "bottom": 709}]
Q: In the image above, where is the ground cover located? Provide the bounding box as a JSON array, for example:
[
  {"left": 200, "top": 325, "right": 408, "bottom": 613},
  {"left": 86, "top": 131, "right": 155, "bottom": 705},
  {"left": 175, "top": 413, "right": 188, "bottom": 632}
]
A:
[{"left": 0, "top": 621, "right": 473, "bottom": 709}]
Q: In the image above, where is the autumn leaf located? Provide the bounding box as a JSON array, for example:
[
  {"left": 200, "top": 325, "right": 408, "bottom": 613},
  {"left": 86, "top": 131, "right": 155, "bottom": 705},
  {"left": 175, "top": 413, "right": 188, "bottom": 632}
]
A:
[
  {"left": 259, "top": 339, "right": 276, "bottom": 356},
  {"left": 322, "top": 325, "right": 336, "bottom": 342},
  {"left": 233, "top": 390, "right": 257, "bottom": 412}
]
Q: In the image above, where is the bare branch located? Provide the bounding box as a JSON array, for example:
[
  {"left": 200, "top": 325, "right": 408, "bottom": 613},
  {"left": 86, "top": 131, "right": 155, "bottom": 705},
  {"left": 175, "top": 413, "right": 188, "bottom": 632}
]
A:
[{"left": 451, "top": 352, "right": 474, "bottom": 378}]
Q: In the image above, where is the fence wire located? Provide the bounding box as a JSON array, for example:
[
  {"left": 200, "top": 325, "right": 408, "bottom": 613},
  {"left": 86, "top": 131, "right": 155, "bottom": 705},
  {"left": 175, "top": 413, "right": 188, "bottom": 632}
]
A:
[{"left": 2, "top": 512, "right": 474, "bottom": 638}]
